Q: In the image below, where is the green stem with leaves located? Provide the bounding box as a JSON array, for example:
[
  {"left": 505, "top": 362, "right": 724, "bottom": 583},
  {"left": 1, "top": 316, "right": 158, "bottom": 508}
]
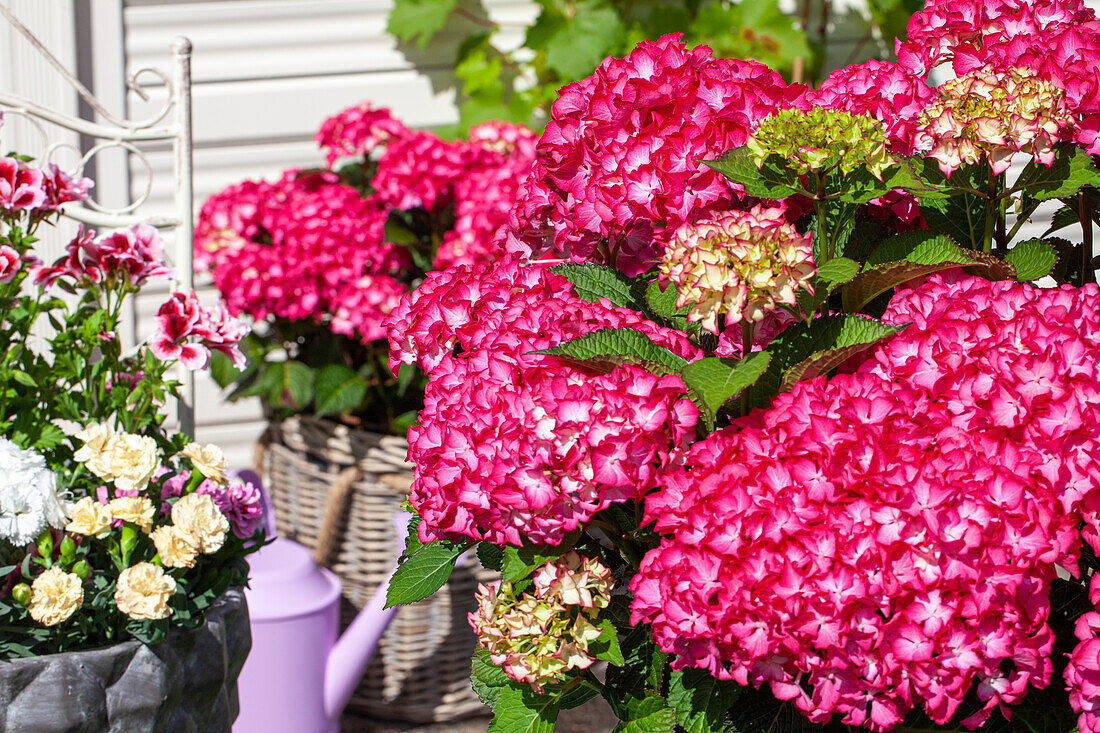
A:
[{"left": 981, "top": 166, "right": 1001, "bottom": 253}]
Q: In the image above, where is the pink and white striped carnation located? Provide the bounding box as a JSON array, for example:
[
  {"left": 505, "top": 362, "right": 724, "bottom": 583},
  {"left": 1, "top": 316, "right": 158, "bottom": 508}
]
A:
[{"left": 631, "top": 274, "right": 1100, "bottom": 731}]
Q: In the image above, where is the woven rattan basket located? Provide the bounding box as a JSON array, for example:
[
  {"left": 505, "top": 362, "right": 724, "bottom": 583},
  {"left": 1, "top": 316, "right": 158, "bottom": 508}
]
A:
[{"left": 255, "top": 415, "right": 494, "bottom": 725}]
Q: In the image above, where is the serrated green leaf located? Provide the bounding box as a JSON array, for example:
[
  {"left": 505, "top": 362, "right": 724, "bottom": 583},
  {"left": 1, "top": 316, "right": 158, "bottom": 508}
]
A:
[
  {"left": 865, "top": 231, "right": 972, "bottom": 267},
  {"left": 726, "top": 687, "right": 817, "bottom": 733},
  {"left": 679, "top": 352, "right": 771, "bottom": 420},
  {"left": 387, "top": 0, "right": 458, "bottom": 48},
  {"left": 703, "top": 148, "right": 806, "bottom": 200},
  {"left": 385, "top": 541, "right": 467, "bottom": 608},
  {"left": 1014, "top": 144, "right": 1100, "bottom": 201},
  {"left": 501, "top": 535, "right": 577, "bottom": 581},
  {"left": 782, "top": 322, "right": 907, "bottom": 390},
  {"left": 810, "top": 199, "right": 858, "bottom": 262},
  {"left": 752, "top": 316, "right": 907, "bottom": 405},
  {"left": 558, "top": 679, "right": 601, "bottom": 710},
  {"left": 266, "top": 360, "right": 314, "bottom": 410},
  {"left": 1005, "top": 238, "right": 1058, "bottom": 281},
  {"left": 526, "top": 0, "right": 624, "bottom": 80},
  {"left": 488, "top": 684, "right": 559, "bottom": 733},
  {"left": 668, "top": 669, "right": 742, "bottom": 733},
  {"left": 686, "top": 0, "right": 809, "bottom": 72},
  {"left": 815, "top": 257, "right": 860, "bottom": 286},
  {"left": 313, "top": 364, "right": 368, "bottom": 417},
  {"left": 592, "top": 620, "right": 625, "bottom": 666},
  {"left": 550, "top": 263, "right": 638, "bottom": 308},
  {"left": 644, "top": 279, "right": 688, "bottom": 320},
  {"left": 536, "top": 328, "right": 688, "bottom": 375},
  {"left": 472, "top": 647, "right": 510, "bottom": 707},
  {"left": 477, "top": 542, "right": 504, "bottom": 572},
  {"left": 31, "top": 424, "right": 65, "bottom": 451},
  {"left": 1042, "top": 201, "right": 1080, "bottom": 237},
  {"left": 611, "top": 693, "right": 676, "bottom": 733}
]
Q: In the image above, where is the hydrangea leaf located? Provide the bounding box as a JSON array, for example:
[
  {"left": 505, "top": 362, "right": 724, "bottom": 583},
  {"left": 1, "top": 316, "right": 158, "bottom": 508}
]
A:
[
  {"left": 487, "top": 683, "right": 559, "bottom": 733},
  {"left": 313, "top": 364, "right": 368, "bottom": 417},
  {"left": 477, "top": 542, "right": 505, "bottom": 573},
  {"left": 472, "top": 647, "right": 510, "bottom": 707},
  {"left": 526, "top": 0, "right": 625, "bottom": 80},
  {"left": 680, "top": 352, "right": 772, "bottom": 423},
  {"left": 667, "top": 669, "right": 742, "bottom": 733},
  {"left": 644, "top": 279, "right": 690, "bottom": 321},
  {"left": 703, "top": 148, "right": 806, "bottom": 200},
  {"left": 386, "top": 0, "right": 458, "bottom": 49},
  {"left": 550, "top": 263, "right": 639, "bottom": 309},
  {"left": 610, "top": 693, "right": 677, "bottom": 733},
  {"left": 501, "top": 536, "right": 578, "bottom": 582},
  {"left": 536, "top": 328, "right": 688, "bottom": 375},
  {"left": 752, "top": 315, "right": 907, "bottom": 405},
  {"left": 805, "top": 257, "right": 860, "bottom": 311},
  {"left": 1004, "top": 238, "right": 1059, "bottom": 281},
  {"left": 591, "top": 620, "right": 625, "bottom": 667},
  {"left": 809, "top": 199, "right": 858, "bottom": 261},
  {"left": 726, "top": 687, "right": 818, "bottom": 733},
  {"left": 1042, "top": 202, "right": 1079, "bottom": 237},
  {"left": 1014, "top": 144, "right": 1100, "bottom": 201},
  {"left": 385, "top": 541, "right": 468, "bottom": 608},
  {"left": 263, "top": 360, "right": 314, "bottom": 411}
]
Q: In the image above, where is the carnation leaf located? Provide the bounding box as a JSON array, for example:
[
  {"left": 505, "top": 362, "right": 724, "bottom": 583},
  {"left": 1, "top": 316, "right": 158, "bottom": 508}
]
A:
[
  {"left": 703, "top": 148, "right": 806, "bottom": 200},
  {"left": 385, "top": 541, "right": 468, "bottom": 608},
  {"left": 1014, "top": 144, "right": 1100, "bottom": 201},
  {"left": 487, "top": 683, "right": 559, "bottom": 733},
  {"left": 679, "top": 352, "right": 772, "bottom": 424},
  {"left": 31, "top": 424, "right": 65, "bottom": 451},
  {"left": 1004, "top": 238, "right": 1059, "bottom": 281},
  {"left": 550, "top": 263, "right": 640, "bottom": 309},
  {"left": 535, "top": 328, "right": 689, "bottom": 376},
  {"left": 667, "top": 669, "right": 742, "bottom": 733},
  {"left": 609, "top": 692, "right": 677, "bottom": 733},
  {"left": 386, "top": 0, "right": 457, "bottom": 49},
  {"left": 313, "top": 364, "right": 368, "bottom": 417},
  {"left": 752, "top": 315, "right": 907, "bottom": 405},
  {"left": 591, "top": 620, "right": 625, "bottom": 667}
]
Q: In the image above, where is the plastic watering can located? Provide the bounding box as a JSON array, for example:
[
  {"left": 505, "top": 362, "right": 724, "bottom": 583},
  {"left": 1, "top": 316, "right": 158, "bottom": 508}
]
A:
[{"left": 233, "top": 472, "right": 411, "bottom": 733}]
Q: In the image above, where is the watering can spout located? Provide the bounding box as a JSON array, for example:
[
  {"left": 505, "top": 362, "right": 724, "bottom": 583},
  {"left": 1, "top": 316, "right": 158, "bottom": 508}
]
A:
[{"left": 322, "top": 512, "right": 410, "bottom": 719}]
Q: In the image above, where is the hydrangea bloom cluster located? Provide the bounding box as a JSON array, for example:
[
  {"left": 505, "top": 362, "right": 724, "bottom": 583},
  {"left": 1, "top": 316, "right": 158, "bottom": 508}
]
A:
[
  {"left": 915, "top": 65, "right": 1070, "bottom": 176},
  {"left": 897, "top": 0, "right": 1100, "bottom": 153},
  {"left": 314, "top": 102, "right": 410, "bottom": 166},
  {"left": 385, "top": 256, "right": 699, "bottom": 546},
  {"left": 747, "top": 106, "right": 898, "bottom": 178},
  {"left": 195, "top": 170, "right": 403, "bottom": 344},
  {"left": 659, "top": 206, "right": 815, "bottom": 332},
  {"left": 505, "top": 33, "right": 789, "bottom": 276},
  {"left": 1068, "top": 592, "right": 1100, "bottom": 733},
  {"left": 631, "top": 274, "right": 1100, "bottom": 731},
  {"left": 470, "top": 552, "right": 612, "bottom": 690},
  {"left": 151, "top": 290, "right": 249, "bottom": 371}
]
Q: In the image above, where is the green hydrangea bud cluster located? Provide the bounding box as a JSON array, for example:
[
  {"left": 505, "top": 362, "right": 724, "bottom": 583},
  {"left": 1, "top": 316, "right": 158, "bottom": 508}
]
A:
[
  {"left": 469, "top": 551, "right": 613, "bottom": 691},
  {"left": 916, "top": 65, "right": 1068, "bottom": 177},
  {"left": 747, "top": 106, "right": 897, "bottom": 179}
]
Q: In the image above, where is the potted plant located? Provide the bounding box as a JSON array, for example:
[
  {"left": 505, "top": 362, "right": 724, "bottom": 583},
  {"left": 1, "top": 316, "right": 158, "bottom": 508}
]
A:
[
  {"left": 0, "top": 125, "right": 261, "bottom": 731},
  {"left": 383, "top": 1, "right": 1100, "bottom": 731},
  {"left": 196, "top": 105, "right": 537, "bottom": 724}
]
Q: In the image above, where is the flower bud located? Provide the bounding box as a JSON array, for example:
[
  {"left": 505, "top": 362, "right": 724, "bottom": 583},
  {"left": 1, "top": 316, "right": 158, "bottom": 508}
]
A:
[
  {"left": 72, "top": 560, "right": 90, "bottom": 580},
  {"left": 11, "top": 583, "right": 31, "bottom": 606},
  {"left": 747, "top": 107, "right": 897, "bottom": 178},
  {"left": 35, "top": 531, "right": 53, "bottom": 559},
  {"left": 59, "top": 535, "right": 76, "bottom": 561}
]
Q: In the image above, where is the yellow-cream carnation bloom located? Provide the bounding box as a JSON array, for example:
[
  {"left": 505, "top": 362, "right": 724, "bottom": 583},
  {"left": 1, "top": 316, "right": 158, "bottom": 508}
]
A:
[
  {"left": 65, "top": 496, "right": 113, "bottom": 538},
  {"left": 171, "top": 493, "right": 229, "bottom": 553},
  {"left": 108, "top": 496, "right": 156, "bottom": 533},
  {"left": 150, "top": 524, "right": 200, "bottom": 568},
  {"left": 75, "top": 423, "right": 159, "bottom": 493},
  {"left": 73, "top": 422, "right": 115, "bottom": 478},
  {"left": 115, "top": 562, "right": 175, "bottom": 620},
  {"left": 29, "top": 566, "right": 83, "bottom": 626},
  {"left": 180, "top": 443, "right": 229, "bottom": 486}
]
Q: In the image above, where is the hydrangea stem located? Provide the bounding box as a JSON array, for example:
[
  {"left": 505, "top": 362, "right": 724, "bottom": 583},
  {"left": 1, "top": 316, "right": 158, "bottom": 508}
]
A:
[
  {"left": 982, "top": 166, "right": 999, "bottom": 253},
  {"left": 1081, "top": 191, "right": 1095, "bottom": 285},
  {"left": 740, "top": 321, "right": 754, "bottom": 417}
]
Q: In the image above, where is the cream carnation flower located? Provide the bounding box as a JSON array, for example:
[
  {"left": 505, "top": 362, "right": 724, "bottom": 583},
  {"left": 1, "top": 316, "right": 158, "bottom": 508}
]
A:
[
  {"left": 75, "top": 423, "right": 159, "bottom": 493},
  {"left": 150, "top": 524, "right": 200, "bottom": 568},
  {"left": 108, "top": 496, "right": 156, "bottom": 533},
  {"left": 180, "top": 442, "right": 229, "bottom": 486},
  {"left": 29, "top": 566, "right": 83, "bottom": 626},
  {"left": 66, "top": 496, "right": 113, "bottom": 538},
  {"left": 115, "top": 562, "right": 175, "bottom": 620},
  {"left": 0, "top": 437, "right": 67, "bottom": 546},
  {"left": 171, "top": 493, "right": 229, "bottom": 553}
]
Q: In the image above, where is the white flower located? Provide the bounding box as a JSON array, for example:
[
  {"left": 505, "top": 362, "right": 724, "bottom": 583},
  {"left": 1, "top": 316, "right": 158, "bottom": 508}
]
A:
[{"left": 0, "top": 437, "right": 67, "bottom": 546}]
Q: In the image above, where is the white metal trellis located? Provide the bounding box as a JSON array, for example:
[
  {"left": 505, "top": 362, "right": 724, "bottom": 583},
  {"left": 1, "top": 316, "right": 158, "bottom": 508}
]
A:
[{"left": 0, "top": 6, "right": 196, "bottom": 437}]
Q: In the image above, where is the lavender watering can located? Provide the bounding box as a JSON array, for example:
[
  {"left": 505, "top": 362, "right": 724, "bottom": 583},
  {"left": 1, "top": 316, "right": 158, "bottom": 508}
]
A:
[{"left": 232, "top": 472, "right": 412, "bottom": 733}]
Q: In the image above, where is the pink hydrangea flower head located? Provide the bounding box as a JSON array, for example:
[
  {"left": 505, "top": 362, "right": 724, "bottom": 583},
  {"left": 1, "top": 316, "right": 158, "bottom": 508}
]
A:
[
  {"left": 507, "top": 33, "right": 790, "bottom": 275},
  {"left": 658, "top": 205, "right": 815, "bottom": 333},
  {"left": 915, "top": 65, "right": 1071, "bottom": 176},
  {"left": 632, "top": 274, "right": 1100, "bottom": 730},
  {"left": 748, "top": 106, "right": 898, "bottom": 178},
  {"left": 315, "top": 102, "right": 410, "bottom": 166},
  {"left": 469, "top": 553, "right": 612, "bottom": 691},
  {"left": 371, "top": 131, "right": 473, "bottom": 214}
]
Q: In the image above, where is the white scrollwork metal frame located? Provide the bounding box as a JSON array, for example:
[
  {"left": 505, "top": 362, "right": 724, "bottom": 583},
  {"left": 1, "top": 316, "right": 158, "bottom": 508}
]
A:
[{"left": 0, "top": 6, "right": 196, "bottom": 436}]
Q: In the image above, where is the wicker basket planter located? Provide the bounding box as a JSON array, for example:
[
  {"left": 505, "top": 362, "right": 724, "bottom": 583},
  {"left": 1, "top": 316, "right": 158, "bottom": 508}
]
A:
[
  {"left": 256, "top": 415, "right": 495, "bottom": 725},
  {"left": 0, "top": 588, "right": 250, "bottom": 733}
]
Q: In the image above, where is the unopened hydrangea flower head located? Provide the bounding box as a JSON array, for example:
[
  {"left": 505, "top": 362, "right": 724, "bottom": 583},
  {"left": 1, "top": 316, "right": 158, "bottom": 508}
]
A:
[
  {"left": 748, "top": 107, "right": 897, "bottom": 178},
  {"left": 631, "top": 274, "right": 1100, "bottom": 731},
  {"left": 915, "top": 65, "right": 1070, "bottom": 176},
  {"left": 659, "top": 206, "right": 815, "bottom": 333},
  {"left": 470, "top": 552, "right": 611, "bottom": 690}
]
